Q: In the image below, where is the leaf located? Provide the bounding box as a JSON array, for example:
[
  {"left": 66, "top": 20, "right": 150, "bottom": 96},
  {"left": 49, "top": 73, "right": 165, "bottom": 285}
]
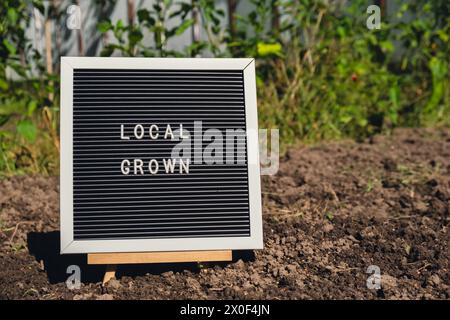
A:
[
  {"left": 337, "top": 26, "right": 346, "bottom": 38},
  {"left": 389, "top": 87, "right": 399, "bottom": 109},
  {"left": 429, "top": 57, "right": 447, "bottom": 80},
  {"left": 357, "top": 118, "right": 368, "bottom": 127},
  {"left": 138, "top": 9, "right": 155, "bottom": 25},
  {"left": 0, "top": 115, "right": 11, "bottom": 127},
  {"left": 97, "top": 20, "right": 112, "bottom": 33},
  {"left": 17, "top": 120, "right": 37, "bottom": 143},
  {"left": 257, "top": 42, "right": 282, "bottom": 57},
  {"left": 175, "top": 19, "right": 194, "bottom": 36},
  {"left": 7, "top": 8, "right": 18, "bottom": 24},
  {"left": 0, "top": 78, "right": 8, "bottom": 91},
  {"left": 340, "top": 115, "right": 352, "bottom": 124},
  {"left": 437, "top": 29, "right": 448, "bottom": 42},
  {"left": 100, "top": 45, "right": 116, "bottom": 57},
  {"left": 27, "top": 100, "right": 38, "bottom": 117},
  {"left": 137, "top": 9, "right": 150, "bottom": 22},
  {"left": 380, "top": 40, "right": 394, "bottom": 53},
  {"left": 3, "top": 39, "right": 16, "bottom": 55},
  {"left": 128, "top": 29, "right": 143, "bottom": 45},
  {"left": 115, "top": 19, "right": 124, "bottom": 31},
  {"left": 255, "top": 75, "right": 264, "bottom": 87}
]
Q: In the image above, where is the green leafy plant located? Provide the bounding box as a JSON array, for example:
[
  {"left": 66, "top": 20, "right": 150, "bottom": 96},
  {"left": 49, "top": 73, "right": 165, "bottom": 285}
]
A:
[
  {"left": 0, "top": 0, "right": 448, "bottom": 176},
  {"left": 170, "top": 0, "right": 226, "bottom": 56},
  {"left": 243, "top": 0, "right": 449, "bottom": 145},
  {"left": 0, "top": 0, "right": 60, "bottom": 176},
  {"left": 99, "top": 0, "right": 198, "bottom": 57}
]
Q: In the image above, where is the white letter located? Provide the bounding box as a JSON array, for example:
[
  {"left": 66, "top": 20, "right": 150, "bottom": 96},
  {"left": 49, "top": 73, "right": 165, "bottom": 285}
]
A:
[
  {"left": 179, "top": 158, "right": 190, "bottom": 174},
  {"left": 121, "top": 159, "right": 130, "bottom": 175},
  {"left": 120, "top": 124, "right": 130, "bottom": 140},
  {"left": 148, "top": 159, "right": 159, "bottom": 174},
  {"left": 163, "top": 158, "right": 176, "bottom": 173},
  {"left": 134, "top": 124, "right": 144, "bottom": 139},
  {"left": 164, "top": 124, "right": 174, "bottom": 139},
  {"left": 134, "top": 159, "right": 144, "bottom": 175},
  {"left": 149, "top": 124, "right": 159, "bottom": 139},
  {"left": 180, "top": 124, "right": 189, "bottom": 139}
]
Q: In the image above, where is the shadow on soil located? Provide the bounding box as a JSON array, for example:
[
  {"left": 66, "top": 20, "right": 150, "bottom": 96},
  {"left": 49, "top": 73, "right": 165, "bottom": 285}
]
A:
[{"left": 27, "top": 231, "right": 254, "bottom": 285}]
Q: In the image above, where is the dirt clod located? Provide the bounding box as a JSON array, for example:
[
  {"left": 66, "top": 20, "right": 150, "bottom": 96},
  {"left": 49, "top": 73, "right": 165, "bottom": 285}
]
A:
[
  {"left": 106, "top": 279, "right": 122, "bottom": 290},
  {"left": 96, "top": 294, "right": 114, "bottom": 300}
]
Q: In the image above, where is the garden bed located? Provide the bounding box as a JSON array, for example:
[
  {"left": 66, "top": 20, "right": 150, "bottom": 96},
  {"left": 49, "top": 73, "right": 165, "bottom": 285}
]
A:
[{"left": 0, "top": 128, "right": 448, "bottom": 299}]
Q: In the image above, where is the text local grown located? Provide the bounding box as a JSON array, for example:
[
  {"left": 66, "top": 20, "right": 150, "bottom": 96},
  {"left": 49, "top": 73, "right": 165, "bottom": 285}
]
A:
[{"left": 119, "top": 123, "right": 189, "bottom": 175}]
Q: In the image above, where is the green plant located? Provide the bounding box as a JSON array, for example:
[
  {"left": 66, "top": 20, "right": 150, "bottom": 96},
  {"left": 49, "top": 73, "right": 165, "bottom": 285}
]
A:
[
  {"left": 0, "top": 0, "right": 34, "bottom": 80},
  {"left": 171, "top": 0, "right": 226, "bottom": 56},
  {"left": 392, "top": 1, "right": 449, "bottom": 126},
  {"left": 99, "top": 0, "right": 227, "bottom": 57},
  {"left": 325, "top": 212, "right": 334, "bottom": 221},
  {"left": 0, "top": 0, "right": 448, "bottom": 176},
  {"left": 242, "top": 0, "right": 449, "bottom": 145},
  {"left": 0, "top": 0, "right": 60, "bottom": 176},
  {"left": 229, "top": 0, "right": 282, "bottom": 58},
  {"left": 98, "top": 0, "right": 192, "bottom": 57}
]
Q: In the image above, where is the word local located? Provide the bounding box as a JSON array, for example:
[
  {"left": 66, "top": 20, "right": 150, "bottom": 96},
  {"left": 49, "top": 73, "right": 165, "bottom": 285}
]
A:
[
  {"left": 119, "top": 123, "right": 189, "bottom": 175},
  {"left": 120, "top": 123, "right": 189, "bottom": 141}
]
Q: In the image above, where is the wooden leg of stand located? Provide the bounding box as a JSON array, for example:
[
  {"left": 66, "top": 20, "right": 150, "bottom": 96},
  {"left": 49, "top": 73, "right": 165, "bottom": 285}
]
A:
[{"left": 102, "top": 264, "right": 117, "bottom": 285}]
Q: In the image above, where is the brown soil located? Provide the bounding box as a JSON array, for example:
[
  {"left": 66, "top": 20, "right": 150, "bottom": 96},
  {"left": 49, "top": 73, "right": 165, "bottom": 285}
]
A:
[{"left": 0, "top": 128, "right": 449, "bottom": 300}]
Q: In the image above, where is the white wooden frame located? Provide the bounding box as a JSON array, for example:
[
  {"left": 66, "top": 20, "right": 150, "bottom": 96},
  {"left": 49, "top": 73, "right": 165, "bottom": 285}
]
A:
[{"left": 60, "top": 57, "right": 262, "bottom": 254}]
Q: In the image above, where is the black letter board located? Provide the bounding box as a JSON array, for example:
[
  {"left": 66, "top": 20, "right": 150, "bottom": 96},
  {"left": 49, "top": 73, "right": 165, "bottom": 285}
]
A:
[{"left": 60, "top": 57, "right": 262, "bottom": 253}]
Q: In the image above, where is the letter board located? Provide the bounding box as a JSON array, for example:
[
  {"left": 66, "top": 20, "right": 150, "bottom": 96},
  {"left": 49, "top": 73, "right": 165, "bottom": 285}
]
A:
[{"left": 60, "top": 57, "right": 262, "bottom": 253}]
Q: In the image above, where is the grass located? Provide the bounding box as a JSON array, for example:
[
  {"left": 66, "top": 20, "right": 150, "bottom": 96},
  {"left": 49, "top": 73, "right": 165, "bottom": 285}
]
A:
[{"left": 396, "top": 162, "right": 442, "bottom": 187}]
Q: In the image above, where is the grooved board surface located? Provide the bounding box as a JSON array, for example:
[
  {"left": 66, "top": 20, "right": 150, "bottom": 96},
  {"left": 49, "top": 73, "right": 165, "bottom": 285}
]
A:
[{"left": 72, "top": 69, "right": 250, "bottom": 240}]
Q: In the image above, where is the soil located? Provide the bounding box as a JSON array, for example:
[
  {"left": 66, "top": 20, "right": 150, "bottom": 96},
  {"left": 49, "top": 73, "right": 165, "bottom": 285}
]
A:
[{"left": 0, "top": 128, "right": 449, "bottom": 300}]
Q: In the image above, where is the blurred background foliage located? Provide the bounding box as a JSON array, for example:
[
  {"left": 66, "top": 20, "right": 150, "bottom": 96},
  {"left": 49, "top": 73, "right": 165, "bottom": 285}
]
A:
[{"left": 0, "top": 0, "right": 449, "bottom": 176}]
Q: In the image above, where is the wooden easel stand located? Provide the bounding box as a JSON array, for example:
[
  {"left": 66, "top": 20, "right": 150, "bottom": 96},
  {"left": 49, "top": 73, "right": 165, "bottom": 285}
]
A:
[{"left": 88, "top": 250, "right": 232, "bottom": 284}]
